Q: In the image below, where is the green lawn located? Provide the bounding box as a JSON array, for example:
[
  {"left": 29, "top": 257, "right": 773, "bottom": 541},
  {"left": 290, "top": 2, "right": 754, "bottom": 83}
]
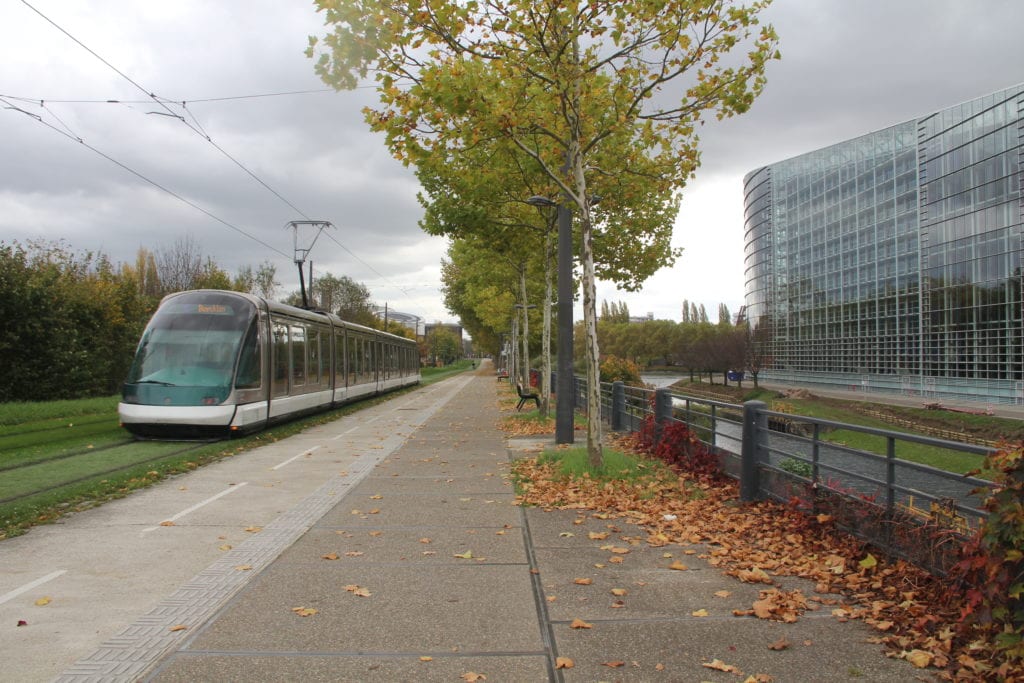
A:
[
  {"left": 773, "top": 400, "right": 988, "bottom": 475},
  {"left": 0, "top": 385, "right": 424, "bottom": 539},
  {"left": 420, "top": 359, "right": 477, "bottom": 384}
]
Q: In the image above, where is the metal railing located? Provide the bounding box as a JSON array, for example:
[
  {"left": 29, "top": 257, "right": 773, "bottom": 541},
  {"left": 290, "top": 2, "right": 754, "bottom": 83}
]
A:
[{"left": 555, "top": 374, "right": 996, "bottom": 574}]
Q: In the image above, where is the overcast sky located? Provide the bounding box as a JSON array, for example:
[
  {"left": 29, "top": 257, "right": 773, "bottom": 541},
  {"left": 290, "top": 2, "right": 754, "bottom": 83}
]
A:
[{"left": 2, "top": 1, "right": 1022, "bottom": 326}]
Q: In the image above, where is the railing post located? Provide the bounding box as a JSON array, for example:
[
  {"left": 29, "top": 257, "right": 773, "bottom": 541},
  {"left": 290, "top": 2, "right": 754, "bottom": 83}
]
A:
[
  {"left": 740, "top": 400, "right": 767, "bottom": 501},
  {"left": 885, "top": 436, "right": 896, "bottom": 549},
  {"left": 611, "top": 381, "right": 625, "bottom": 431}
]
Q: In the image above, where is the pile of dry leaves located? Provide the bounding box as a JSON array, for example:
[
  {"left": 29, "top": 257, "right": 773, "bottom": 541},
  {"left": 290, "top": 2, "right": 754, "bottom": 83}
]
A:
[{"left": 511, "top": 432, "right": 1014, "bottom": 681}]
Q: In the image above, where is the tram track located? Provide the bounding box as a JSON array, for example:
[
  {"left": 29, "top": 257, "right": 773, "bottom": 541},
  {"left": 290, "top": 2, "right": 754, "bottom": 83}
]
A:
[
  {"left": 0, "top": 414, "right": 116, "bottom": 439},
  {"left": 0, "top": 437, "right": 136, "bottom": 473},
  {"left": 0, "top": 440, "right": 212, "bottom": 506}
]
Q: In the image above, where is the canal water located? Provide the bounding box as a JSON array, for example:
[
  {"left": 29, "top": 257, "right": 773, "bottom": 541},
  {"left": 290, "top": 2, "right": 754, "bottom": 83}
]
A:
[{"left": 640, "top": 373, "right": 687, "bottom": 389}]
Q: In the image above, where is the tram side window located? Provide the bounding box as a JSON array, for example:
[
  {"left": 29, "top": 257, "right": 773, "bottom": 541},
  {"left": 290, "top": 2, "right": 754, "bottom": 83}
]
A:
[
  {"left": 235, "top": 320, "right": 261, "bottom": 389},
  {"left": 291, "top": 324, "right": 306, "bottom": 386},
  {"left": 348, "top": 333, "right": 359, "bottom": 385},
  {"left": 333, "top": 328, "right": 344, "bottom": 388},
  {"left": 308, "top": 327, "right": 320, "bottom": 386},
  {"left": 354, "top": 335, "right": 366, "bottom": 385},
  {"left": 272, "top": 322, "right": 289, "bottom": 396},
  {"left": 362, "top": 337, "right": 373, "bottom": 383},
  {"left": 344, "top": 331, "right": 352, "bottom": 387}
]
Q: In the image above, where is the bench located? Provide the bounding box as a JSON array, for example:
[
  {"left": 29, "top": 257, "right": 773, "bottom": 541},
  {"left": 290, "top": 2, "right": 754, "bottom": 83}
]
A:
[
  {"left": 496, "top": 369, "right": 509, "bottom": 382},
  {"left": 515, "top": 382, "right": 540, "bottom": 412}
]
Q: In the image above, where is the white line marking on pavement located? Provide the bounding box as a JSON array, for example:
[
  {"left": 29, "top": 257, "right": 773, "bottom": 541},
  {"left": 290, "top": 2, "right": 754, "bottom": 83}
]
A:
[
  {"left": 141, "top": 483, "right": 248, "bottom": 533},
  {"left": 0, "top": 570, "right": 67, "bottom": 606},
  {"left": 333, "top": 425, "right": 361, "bottom": 440},
  {"left": 58, "top": 372, "right": 476, "bottom": 681},
  {"left": 271, "top": 445, "right": 321, "bottom": 470}
]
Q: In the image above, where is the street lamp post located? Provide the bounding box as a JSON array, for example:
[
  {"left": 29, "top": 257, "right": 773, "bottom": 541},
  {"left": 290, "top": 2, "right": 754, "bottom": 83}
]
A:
[{"left": 527, "top": 195, "right": 574, "bottom": 444}]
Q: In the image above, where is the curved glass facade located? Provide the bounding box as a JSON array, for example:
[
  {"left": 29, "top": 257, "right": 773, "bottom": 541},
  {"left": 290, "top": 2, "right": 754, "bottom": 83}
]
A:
[{"left": 743, "top": 84, "right": 1024, "bottom": 403}]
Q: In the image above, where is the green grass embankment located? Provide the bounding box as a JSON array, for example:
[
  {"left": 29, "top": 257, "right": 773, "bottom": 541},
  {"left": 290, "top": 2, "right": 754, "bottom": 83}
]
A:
[{"left": 0, "top": 381, "right": 431, "bottom": 539}]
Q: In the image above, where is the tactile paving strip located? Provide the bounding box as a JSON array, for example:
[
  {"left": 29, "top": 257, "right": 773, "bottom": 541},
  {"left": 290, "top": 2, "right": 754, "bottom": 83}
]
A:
[{"left": 55, "top": 378, "right": 470, "bottom": 682}]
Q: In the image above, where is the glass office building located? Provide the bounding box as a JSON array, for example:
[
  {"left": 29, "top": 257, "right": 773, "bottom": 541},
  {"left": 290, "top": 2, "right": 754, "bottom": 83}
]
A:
[{"left": 743, "top": 84, "right": 1023, "bottom": 403}]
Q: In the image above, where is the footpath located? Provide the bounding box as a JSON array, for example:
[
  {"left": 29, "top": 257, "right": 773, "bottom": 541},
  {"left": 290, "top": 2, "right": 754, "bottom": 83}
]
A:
[{"left": 4, "top": 363, "right": 920, "bottom": 682}]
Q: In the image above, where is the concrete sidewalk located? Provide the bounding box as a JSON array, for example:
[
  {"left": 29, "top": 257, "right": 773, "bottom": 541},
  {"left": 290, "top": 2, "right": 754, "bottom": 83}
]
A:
[{"left": 55, "top": 365, "right": 919, "bottom": 682}]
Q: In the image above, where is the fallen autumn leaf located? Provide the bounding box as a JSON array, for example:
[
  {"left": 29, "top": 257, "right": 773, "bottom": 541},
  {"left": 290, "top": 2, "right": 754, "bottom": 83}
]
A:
[{"left": 702, "top": 659, "right": 741, "bottom": 673}]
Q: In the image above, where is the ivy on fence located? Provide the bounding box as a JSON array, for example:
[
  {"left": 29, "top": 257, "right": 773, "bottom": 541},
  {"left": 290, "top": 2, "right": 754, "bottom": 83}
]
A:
[
  {"left": 949, "top": 444, "right": 1024, "bottom": 669},
  {"left": 631, "top": 415, "right": 723, "bottom": 483}
]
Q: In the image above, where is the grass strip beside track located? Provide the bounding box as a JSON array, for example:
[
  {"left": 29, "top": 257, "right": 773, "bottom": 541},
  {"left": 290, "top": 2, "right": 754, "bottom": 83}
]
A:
[
  {"left": 0, "top": 366, "right": 477, "bottom": 540},
  {"left": 0, "top": 441, "right": 201, "bottom": 503},
  {"left": 0, "top": 395, "right": 120, "bottom": 426}
]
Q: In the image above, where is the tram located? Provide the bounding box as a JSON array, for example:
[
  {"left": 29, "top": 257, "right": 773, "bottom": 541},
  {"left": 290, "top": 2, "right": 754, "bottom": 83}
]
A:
[{"left": 118, "top": 290, "right": 420, "bottom": 438}]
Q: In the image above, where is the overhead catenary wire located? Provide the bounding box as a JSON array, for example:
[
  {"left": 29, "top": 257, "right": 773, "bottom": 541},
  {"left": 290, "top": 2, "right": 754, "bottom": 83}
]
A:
[
  {"left": 322, "top": 231, "right": 417, "bottom": 298},
  {"left": 11, "top": 2, "right": 438, "bottom": 321},
  {"left": 19, "top": 0, "right": 311, "bottom": 220},
  {"left": 0, "top": 95, "right": 291, "bottom": 260},
  {"left": 0, "top": 87, "right": 348, "bottom": 106},
  {"left": 2, "top": 93, "right": 441, "bottom": 322}
]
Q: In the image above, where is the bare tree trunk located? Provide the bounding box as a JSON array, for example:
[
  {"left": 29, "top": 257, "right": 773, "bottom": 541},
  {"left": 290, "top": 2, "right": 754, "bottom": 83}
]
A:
[
  {"left": 510, "top": 314, "right": 518, "bottom": 387},
  {"left": 575, "top": 180, "right": 602, "bottom": 467},
  {"left": 155, "top": 234, "right": 203, "bottom": 293},
  {"left": 580, "top": 223, "right": 602, "bottom": 467},
  {"left": 569, "top": 33, "right": 603, "bottom": 469},
  {"left": 519, "top": 267, "right": 531, "bottom": 388}
]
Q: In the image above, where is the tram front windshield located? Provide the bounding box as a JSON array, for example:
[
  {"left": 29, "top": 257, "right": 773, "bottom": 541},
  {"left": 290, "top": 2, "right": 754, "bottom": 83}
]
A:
[{"left": 126, "top": 293, "right": 255, "bottom": 395}]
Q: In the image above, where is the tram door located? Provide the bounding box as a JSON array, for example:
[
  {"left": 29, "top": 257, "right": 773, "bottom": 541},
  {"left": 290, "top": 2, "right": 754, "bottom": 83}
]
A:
[{"left": 271, "top": 322, "right": 289, "bottom": 397}]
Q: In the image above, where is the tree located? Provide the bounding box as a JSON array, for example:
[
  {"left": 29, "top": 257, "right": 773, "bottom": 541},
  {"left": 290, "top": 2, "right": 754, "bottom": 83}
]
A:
[
  {"left": 715, "top": 324, "right": 748, "bottom": 386},
  {"left": 425, "top": 326, "right": 461, "bottom": 365},
  {"left": 234, "top": 260, "right": 280, "bottom": 300},
  {"left": 310, "top": 0, "right": 778, "bottom": 467},
  {"left": 0, "top": 241, "right": 152, "bottom": 400},
  {"left": 379, "top": 319, "right": 416, "bottom": 339},
  {"left": 123, "top": 248, "right": 161, "bottom": 299},
  {"left": 718, "top": 303, "right": 732, "bottom": 326},
  {"left": 154, "top": 234, "right": 204, "bottom": 294},
  {"left": 599, "top": 355, "right": 642, "bottom": 386},
  {"left": 193, "top": 257, "right": 233, "bottom": 291},
  {"left": 302, "top": 272, "right": 377, "bottom": 326},
  {"left": 601, "top": 300, "right": 630, "bottom": 323},
  {"left": 746, "top": 317, "right": 774, "bottom": 388}
]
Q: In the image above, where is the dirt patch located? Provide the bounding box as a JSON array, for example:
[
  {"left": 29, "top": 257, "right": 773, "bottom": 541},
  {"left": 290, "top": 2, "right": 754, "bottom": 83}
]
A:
[
  {"left": 819, "top": 397, "right": 1024, "bottom": 444},
  {"left": 782, "top": 388, "right": 813, "bottom": 399}
]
